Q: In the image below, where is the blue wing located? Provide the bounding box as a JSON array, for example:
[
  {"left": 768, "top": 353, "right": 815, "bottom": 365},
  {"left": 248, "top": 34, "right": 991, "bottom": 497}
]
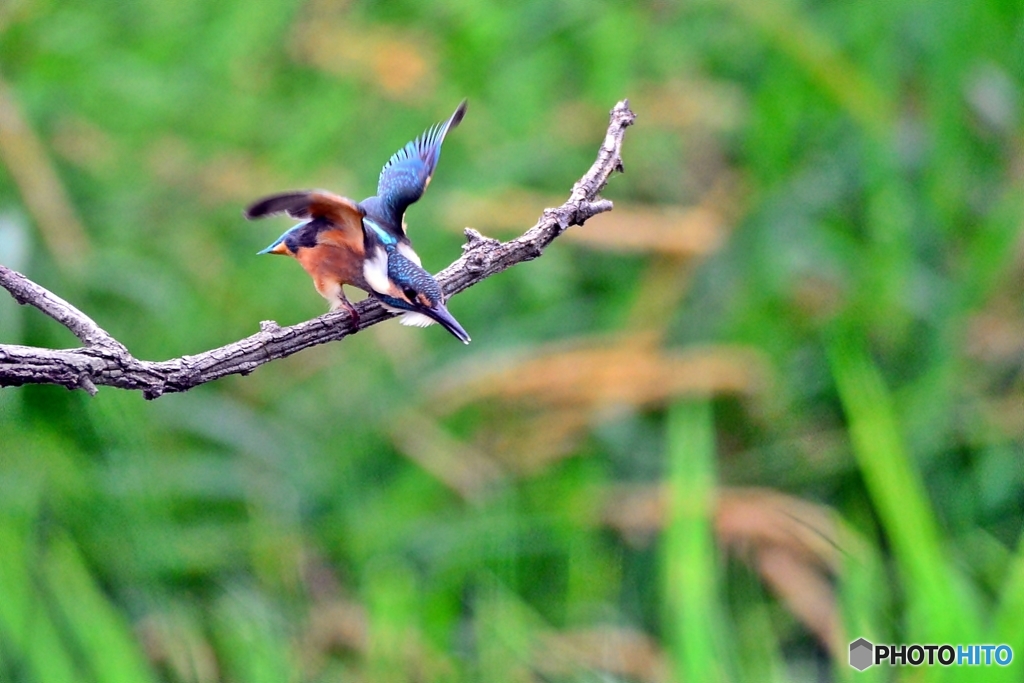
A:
[{"left": 375, "top": 100, "right": 466, "bottom": 234}]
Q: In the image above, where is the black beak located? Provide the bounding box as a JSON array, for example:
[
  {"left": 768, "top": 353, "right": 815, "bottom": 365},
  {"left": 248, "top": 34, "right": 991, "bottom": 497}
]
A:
[{"left": 426, "top": 303, "right": 471, "bottom": 344}]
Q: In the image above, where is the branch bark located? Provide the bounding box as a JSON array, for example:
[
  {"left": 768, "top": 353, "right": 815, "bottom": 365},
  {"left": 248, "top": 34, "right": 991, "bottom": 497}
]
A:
[{"left": 0, "top": 100, "right": 636, "bottom": 398}]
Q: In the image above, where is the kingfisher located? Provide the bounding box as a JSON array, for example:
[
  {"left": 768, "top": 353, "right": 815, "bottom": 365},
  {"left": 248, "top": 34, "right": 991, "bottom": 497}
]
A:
[{"left": 246, "top": 100, "right": 470, "bottom": 344}]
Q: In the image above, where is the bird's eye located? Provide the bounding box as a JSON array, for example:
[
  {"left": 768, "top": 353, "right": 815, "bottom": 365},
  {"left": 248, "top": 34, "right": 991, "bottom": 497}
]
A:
[{"left": 403, "top": 287, "right": 417, "bottom": 301}]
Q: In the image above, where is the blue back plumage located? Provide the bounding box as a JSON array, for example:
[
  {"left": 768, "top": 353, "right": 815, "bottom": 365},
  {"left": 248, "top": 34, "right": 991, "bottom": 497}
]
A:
[{"left": 363, "top": 218, "right": 398, "bottom": 248}]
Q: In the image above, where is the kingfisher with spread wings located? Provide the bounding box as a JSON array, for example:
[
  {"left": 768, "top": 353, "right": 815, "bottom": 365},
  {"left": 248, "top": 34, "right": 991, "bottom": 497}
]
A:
[{"left": 245, "top": 100, "right": 470, "bottom": 343}]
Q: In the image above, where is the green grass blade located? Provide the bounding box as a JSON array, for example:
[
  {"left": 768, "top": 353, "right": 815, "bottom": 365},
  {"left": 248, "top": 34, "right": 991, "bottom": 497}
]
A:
[
  {"left": 991, "top": 528, "right": 1024, "bottom": 673},
  {"left": 44, "top": 533, "right": 158, "bottom": 683},
  {"left": 828, "top": 331, "right": 977, "bottom": 646},
  {"left": 364, "top": 560, "right": 418, "bottom": 683},
  {"left": 210, "top": 589, "right": 294, "bottom": 683},
  {"left": 473, "top": 576, "right": 537, "bottom": 683},
  {"left": 0, "top": 521, "right": 81, "bottom": 683},
  {"left": 835, "top": 532, "right": 889, "bottom": 683},
  {"left": 662, "top": 399, "right": 731, "bottom": 683}
]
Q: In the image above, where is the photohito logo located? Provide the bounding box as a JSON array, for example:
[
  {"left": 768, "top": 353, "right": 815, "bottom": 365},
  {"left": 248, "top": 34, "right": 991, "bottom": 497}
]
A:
[{"left": 849, "top": 638, "right": 1013, "bottom": 671}]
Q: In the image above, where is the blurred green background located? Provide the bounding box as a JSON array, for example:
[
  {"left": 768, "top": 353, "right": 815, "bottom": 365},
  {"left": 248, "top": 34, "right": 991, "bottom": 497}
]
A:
[{"left": 1, "top": 0, "right": 1022, "bottom": 681}]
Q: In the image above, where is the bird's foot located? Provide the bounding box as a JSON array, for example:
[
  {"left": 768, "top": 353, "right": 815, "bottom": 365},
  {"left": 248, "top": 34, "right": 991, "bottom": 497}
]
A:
[
  {"left": 330, "top": 297, "right": 360, "bottom": 329},
  {"left": 343, "top": 301, "right": 360, "bottom": 329}
]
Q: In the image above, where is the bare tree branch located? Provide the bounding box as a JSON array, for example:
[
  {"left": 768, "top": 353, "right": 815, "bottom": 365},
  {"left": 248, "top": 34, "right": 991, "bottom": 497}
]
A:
[
  {"left": 0, "top": 266, "right": 125, "bottom": 350},
  {"left": 0, "top": 100, "right": 636, "bottom": 399}
]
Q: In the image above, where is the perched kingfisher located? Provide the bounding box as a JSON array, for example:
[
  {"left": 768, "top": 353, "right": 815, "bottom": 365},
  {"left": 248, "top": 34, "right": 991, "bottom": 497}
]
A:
[{"left": 246, "top": 100, "right": 470, "bottom": 344}]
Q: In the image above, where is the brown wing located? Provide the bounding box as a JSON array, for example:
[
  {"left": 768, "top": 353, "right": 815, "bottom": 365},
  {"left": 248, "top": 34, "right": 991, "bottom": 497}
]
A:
[{"left": 245, "top": 190, "right": 365, "bottom": 228}]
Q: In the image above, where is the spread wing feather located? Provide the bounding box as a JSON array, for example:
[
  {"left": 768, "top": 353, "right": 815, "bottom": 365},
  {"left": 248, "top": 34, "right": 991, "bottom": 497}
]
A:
[
  {"left": 245, "top": 190, "right": 364, "bottom": 224},
  {"left": 246, "top": 190, "right": 367, "bottom": 257},
  {"left": 375, "top": 100, "right": 466, "bottom": 233}
]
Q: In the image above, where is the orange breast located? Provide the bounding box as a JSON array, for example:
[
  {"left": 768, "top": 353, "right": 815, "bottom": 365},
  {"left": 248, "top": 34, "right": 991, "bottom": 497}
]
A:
[{"left": 295, "top": 242, "right": 368, "bottom": 297}]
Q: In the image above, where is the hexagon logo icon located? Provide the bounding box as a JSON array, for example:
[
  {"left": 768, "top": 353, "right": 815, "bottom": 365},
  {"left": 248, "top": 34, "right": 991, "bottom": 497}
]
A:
[{"left": 849, "top": 638, "right": 874, "bottom": 671}]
